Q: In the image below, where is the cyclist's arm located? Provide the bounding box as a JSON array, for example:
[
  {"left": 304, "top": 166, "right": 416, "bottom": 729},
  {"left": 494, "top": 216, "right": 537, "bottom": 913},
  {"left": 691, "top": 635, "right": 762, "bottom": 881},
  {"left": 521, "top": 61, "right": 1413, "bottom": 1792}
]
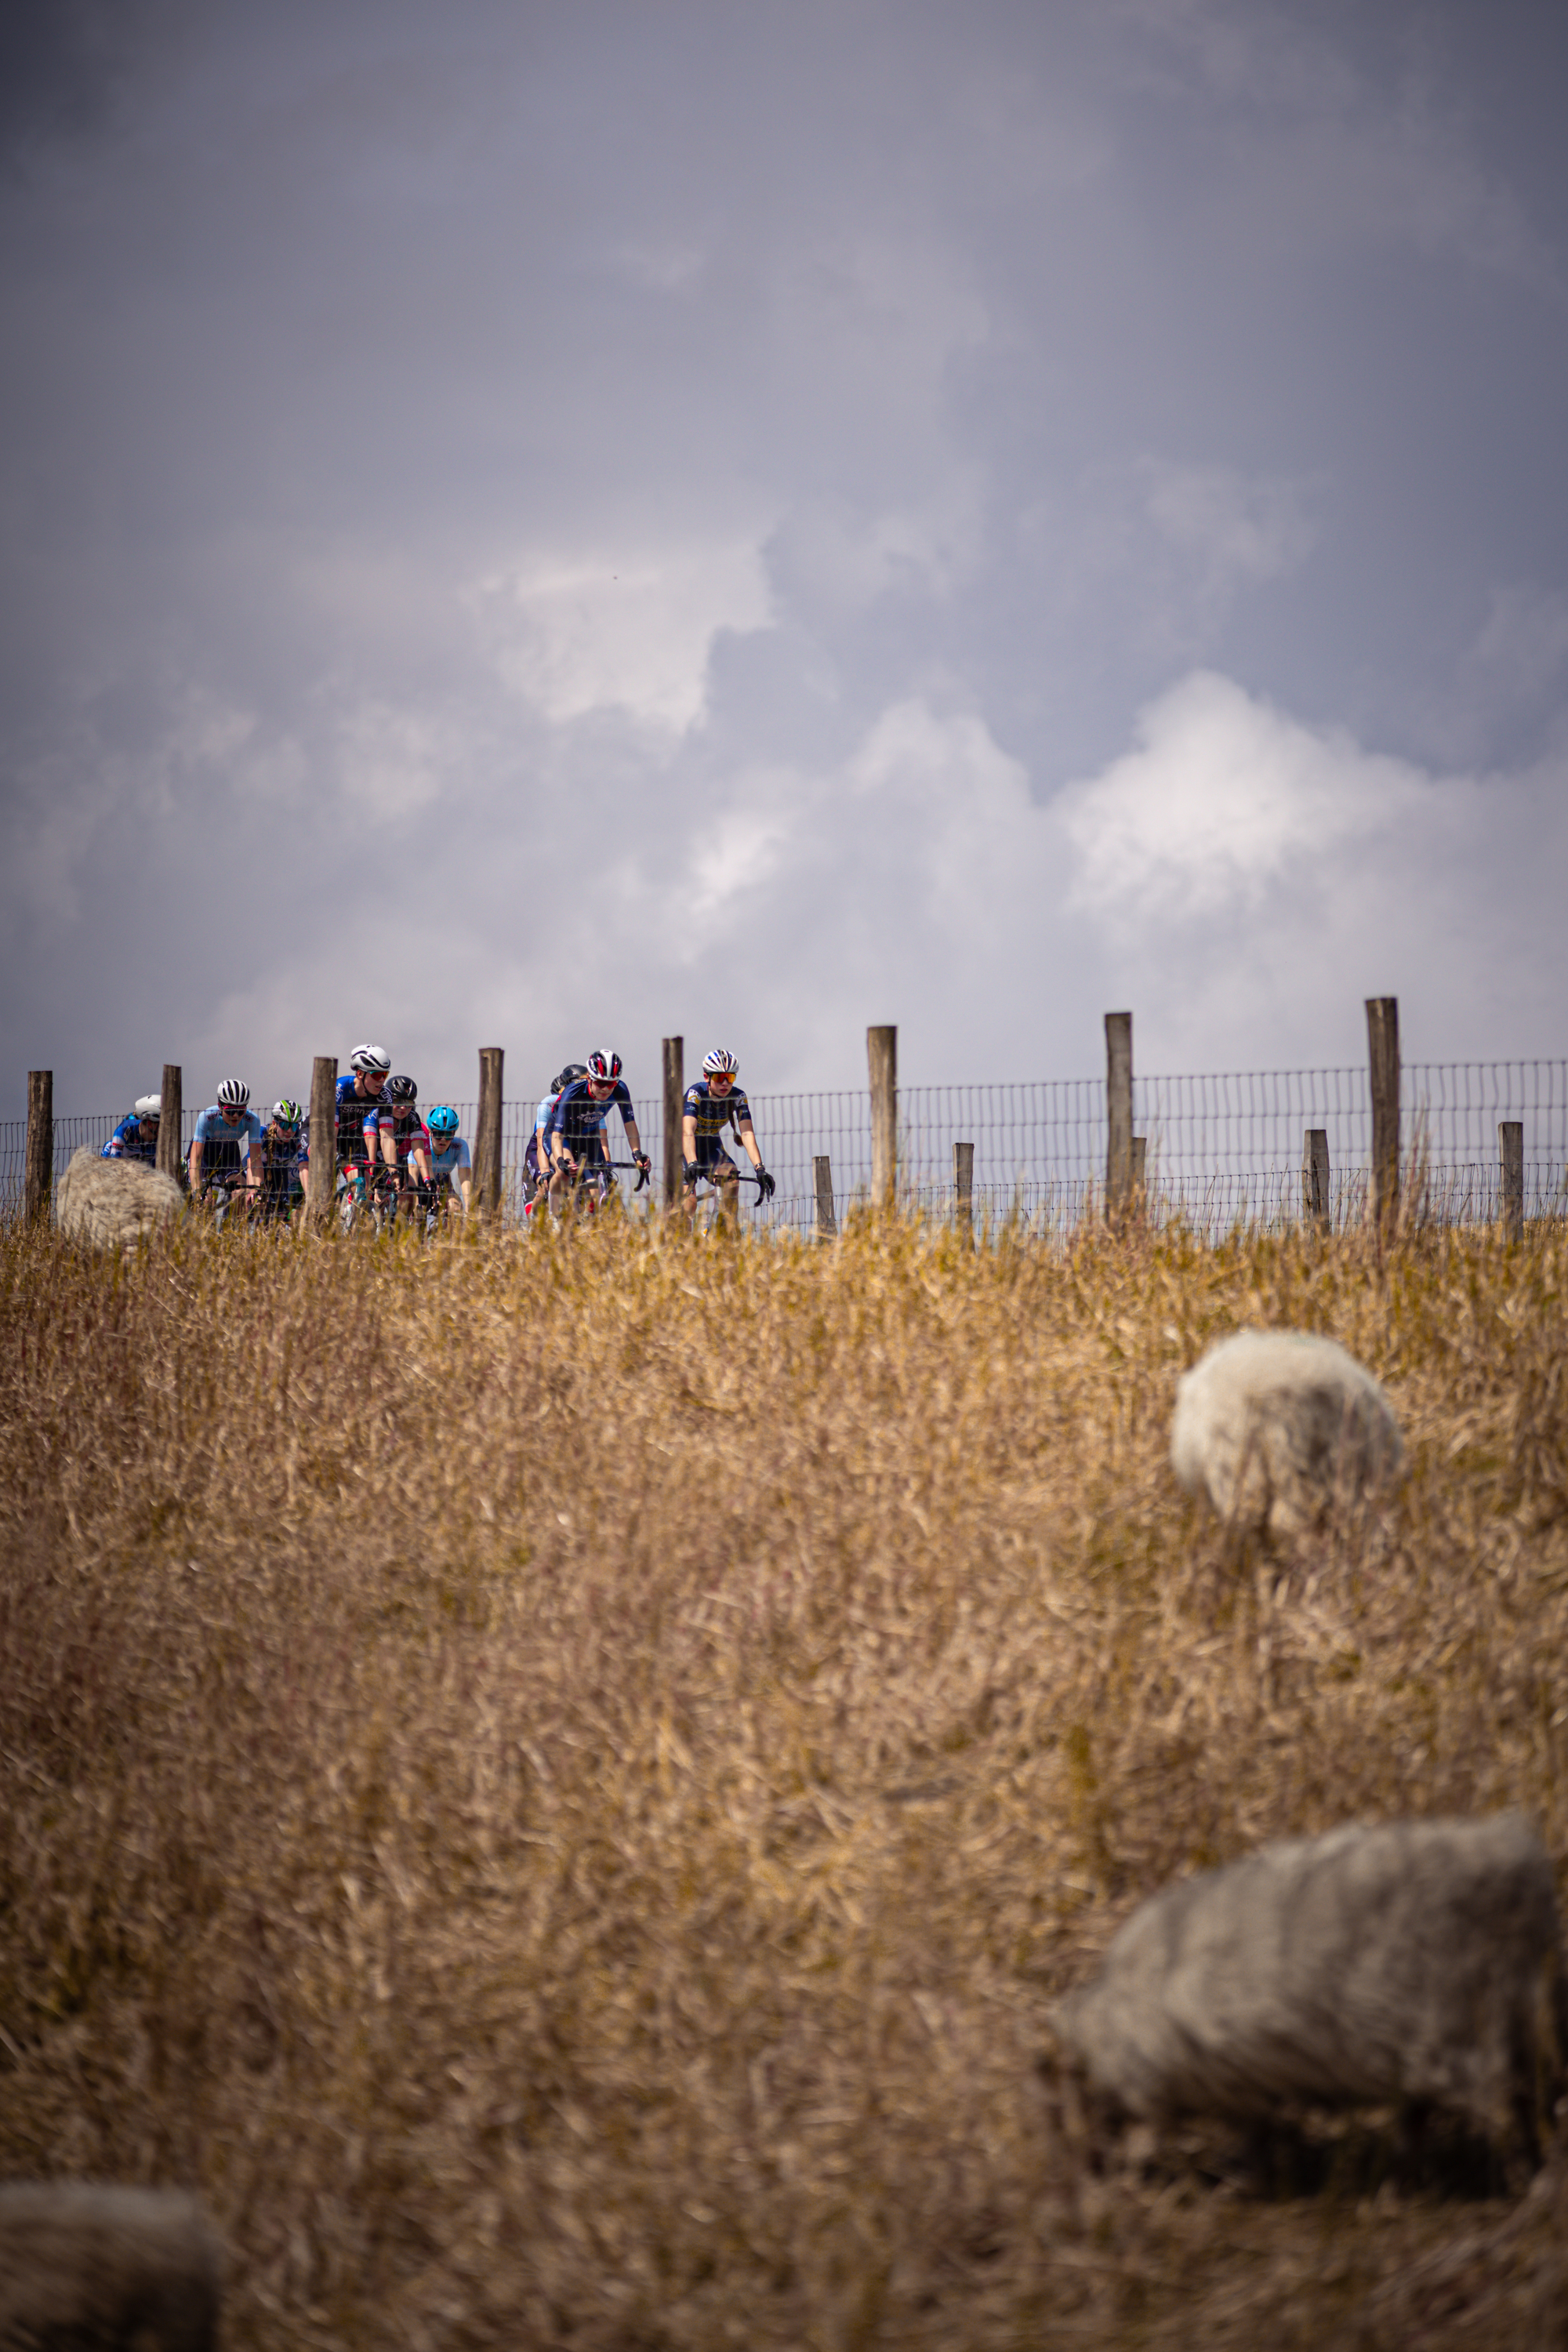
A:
[
  {"left": 735, "top": 1112, "right": 763, "bottom": 1171},
  {"left": 410, "top": 1142, "right": 431, "bottom": 1185},
  {"left": 244, "top": 1125, "right": 263, "bottom": 1188},
  {"left": 190, "top": 1134, "right": 205, "bottom": 1192},
  {"left": 548, "top": 1114, "right": 574, "bottom": 1169},
  {"left": 681, "top": 1111, "right": 698, "bottom": 1178}
]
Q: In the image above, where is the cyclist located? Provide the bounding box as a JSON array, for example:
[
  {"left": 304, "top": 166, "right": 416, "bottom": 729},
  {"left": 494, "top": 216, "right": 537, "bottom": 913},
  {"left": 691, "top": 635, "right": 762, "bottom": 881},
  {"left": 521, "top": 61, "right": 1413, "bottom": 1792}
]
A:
[
  {"left": 336, "top": 1044, "right": 393, "bottom": 1207},
  {"left": 365, "top": 1076, "right": 431, "bottom": 1220},
  {"left": 423, "top": 1105, "right": 473, "bottom": 1223},
  {"left": 525, "top": 1063, "right": 585, "bottom": 1208},
  {"left": 256, "top": 1100, "right": 310, "bottom": 1217},
  {"left": 101, "top": 1094, "right": 163, "bottom": 1163},
  {"left": 546, "top": 1051, "right": 651, "bottom": 1206},
  {"left": 188, "top": 1079, "right": 264, "bottom": 1207},
  {"left": 681, "top": 1048, "right": 774, "bottom": 1221}
]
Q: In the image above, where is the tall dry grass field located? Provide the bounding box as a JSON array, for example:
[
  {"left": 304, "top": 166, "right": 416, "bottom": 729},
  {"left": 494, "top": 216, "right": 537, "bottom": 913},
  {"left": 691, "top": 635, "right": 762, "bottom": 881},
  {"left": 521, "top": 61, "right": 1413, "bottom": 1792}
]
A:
[{"left": 2, "top": 1207, "right": 1566, "bottom": 2348}]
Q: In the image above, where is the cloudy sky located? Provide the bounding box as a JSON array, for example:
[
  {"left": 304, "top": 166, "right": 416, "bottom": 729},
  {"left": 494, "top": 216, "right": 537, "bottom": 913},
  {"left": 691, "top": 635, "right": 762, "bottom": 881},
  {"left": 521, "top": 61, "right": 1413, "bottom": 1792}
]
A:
[{"left": 4, "top": 0, "right": 1567, "bottom": 1117}]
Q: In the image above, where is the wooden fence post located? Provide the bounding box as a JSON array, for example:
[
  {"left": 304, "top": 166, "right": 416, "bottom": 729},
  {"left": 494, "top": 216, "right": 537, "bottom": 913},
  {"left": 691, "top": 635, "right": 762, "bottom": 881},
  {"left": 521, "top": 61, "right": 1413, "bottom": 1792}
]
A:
[
  {"left": 24, "top": 1070, "right": 53, "bottom": 1224},
  {"left": 157, "top": 1063, "right": 183, "bottom": 1187},
  {"left": 306, "top": 1058, "right": 337, "bottom": 1230},
  {"left": 475, "top": 1047, "right": 503, "bottom": 1227},
  {"left": 1367, "top": 997, "right": 1399, "bottom": 1232},
  {"left": 662, "top": 1036, "right": 684, "bottom": 1210},
  {"left": 953, "top": 1140, "right": 974, "bottom": 1234},
  {"left": 868, "top": 1025, "right": 897, "bottom": 1209},
  {"left": 1302, "top": 1128, "right": 1330, "bottom": 1232},
  {"left": 813, "top": 1155, "right": 837, "bottom": 1240},
  {"left": 1500, "top": 1120, "right": 1524, "bottom": 1243},
  {"left": 1105, "top": 1012, "right": 1133, "bottom": 1218},
  {"left": 1129, "top": 1135, "right": 1146, "bottom": 1207}
]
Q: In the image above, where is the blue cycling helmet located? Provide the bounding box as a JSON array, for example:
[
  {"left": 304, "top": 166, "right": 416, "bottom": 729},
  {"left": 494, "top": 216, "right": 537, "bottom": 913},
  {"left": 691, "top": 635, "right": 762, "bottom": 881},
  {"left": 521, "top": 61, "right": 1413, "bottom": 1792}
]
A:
[{"left": 426, "top": 1105, "right": 459, "bottom": 1138}]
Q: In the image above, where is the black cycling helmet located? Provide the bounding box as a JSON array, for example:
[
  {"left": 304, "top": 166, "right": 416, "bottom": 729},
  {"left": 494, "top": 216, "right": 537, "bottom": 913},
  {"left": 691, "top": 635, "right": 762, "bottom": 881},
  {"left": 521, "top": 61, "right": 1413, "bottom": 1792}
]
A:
[
  {"left": 386, "top": 1075, "right": 418, "bottom": 1105},
  {"left": 553, "top": 1062, "right": 587, "bottom": 1093}
]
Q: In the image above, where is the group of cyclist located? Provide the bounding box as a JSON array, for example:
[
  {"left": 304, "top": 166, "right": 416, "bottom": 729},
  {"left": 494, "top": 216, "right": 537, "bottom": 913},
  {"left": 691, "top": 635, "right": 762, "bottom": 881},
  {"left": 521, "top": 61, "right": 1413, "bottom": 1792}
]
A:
[{"left": 102, "top": 1041, "right": 774, "bottom": 1225}]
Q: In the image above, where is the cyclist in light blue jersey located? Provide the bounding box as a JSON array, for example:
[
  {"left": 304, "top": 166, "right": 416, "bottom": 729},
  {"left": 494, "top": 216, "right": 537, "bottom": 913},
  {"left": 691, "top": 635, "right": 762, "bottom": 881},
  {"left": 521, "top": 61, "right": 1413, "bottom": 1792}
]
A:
[
  {"left": 188, "top": 1078, "right": 264, "bottom": 1206},
  {"left": 423, "top": 1105, "right": 473, "bottom": 1222}
]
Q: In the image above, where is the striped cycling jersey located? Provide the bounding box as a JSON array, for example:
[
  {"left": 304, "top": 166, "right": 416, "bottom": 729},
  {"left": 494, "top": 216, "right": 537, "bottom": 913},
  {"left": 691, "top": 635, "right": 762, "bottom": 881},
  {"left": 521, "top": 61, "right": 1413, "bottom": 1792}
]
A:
[
  {"left": 683, "top": 1080, "right": 751, "bottom": 1144},
  {"left": 101, "top": 1113, "right": 158, "bottom": 1163}
]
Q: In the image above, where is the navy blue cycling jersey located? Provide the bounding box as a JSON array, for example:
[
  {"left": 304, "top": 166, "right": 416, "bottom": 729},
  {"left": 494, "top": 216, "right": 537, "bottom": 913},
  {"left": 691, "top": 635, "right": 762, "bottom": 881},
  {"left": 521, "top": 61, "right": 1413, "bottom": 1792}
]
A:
[
  {"left": 683, "top": 1080, "right": 751, "bottom": 1150},
  {"left": 547, "top": 1076, "right": 633, "bottom": 1152},
  {"left": 101, "top": 1113, "right": 158, "bottom": 1164},
  {"left": 335, "top": 1071, "right": 387, "bottom": 1163}
]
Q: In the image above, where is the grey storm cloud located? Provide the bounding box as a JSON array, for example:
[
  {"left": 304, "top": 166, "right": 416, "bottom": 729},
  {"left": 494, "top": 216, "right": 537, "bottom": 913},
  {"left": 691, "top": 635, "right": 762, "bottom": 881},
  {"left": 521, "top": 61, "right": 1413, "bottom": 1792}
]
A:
[{"left": 2, "top": 0, "right": 1568, "bottom": 1120}]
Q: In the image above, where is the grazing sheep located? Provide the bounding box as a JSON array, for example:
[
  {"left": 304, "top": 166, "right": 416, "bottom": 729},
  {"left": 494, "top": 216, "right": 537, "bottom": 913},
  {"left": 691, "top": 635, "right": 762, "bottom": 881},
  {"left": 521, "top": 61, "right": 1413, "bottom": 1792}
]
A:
[
  {"left": 0, "top": 2183, "right": 220, "bottom": 2350},
  {"left": 1170, "top": 1327, "right": 1401, "bottom": 1537},
  {"left": 53, "top": 1148, "right": 184, "bottom": 1250},
  {"left": 1052, "top": 1814, "right": 1564, "bottom": 2154}
]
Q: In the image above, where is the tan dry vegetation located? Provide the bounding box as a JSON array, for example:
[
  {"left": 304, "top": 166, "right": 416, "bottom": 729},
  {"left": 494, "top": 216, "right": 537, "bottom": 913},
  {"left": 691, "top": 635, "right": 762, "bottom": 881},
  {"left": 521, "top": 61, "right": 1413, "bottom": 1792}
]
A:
[{"left": 2, "top": 1207, "right": 1567, "bottom": 2349}]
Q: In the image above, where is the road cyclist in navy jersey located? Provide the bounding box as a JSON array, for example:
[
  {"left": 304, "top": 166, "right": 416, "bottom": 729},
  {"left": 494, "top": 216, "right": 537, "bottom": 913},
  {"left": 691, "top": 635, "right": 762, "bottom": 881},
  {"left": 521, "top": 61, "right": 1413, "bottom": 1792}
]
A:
[
  {"left": 188, "top": 1078, "right": 264, "bottom": 1210},
  {"left": 546, "top": 1050, "right": 651, "bottom": 1209},
  {"left": 524, "top": 1064, "right": 585, "bottom": 1210},
  {"left": 422, "top": 1105, "right": 473, "bottom": 1226},
  {"left": 256, "top": 1100, "right": 310, "bottom": 1219},
  {"left": 364, "top": 1076, "right": 432, "bottom": 1224},
  {"left": 334, "top": 1043, "right": 394, "bottom": 1214},
  {"left": 101, "top": 1094, "right": 163, "bottom": 1165},
  {"left": 681, "top": 1047, "right": 774, "bottom": 1223}
]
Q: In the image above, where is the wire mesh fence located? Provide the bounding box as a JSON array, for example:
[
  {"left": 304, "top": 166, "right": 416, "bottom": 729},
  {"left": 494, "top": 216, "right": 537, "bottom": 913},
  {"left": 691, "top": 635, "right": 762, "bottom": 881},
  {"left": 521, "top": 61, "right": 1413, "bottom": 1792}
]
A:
[{"left": 7, "top": 1058, "right": 1567, "bottom": 1236}]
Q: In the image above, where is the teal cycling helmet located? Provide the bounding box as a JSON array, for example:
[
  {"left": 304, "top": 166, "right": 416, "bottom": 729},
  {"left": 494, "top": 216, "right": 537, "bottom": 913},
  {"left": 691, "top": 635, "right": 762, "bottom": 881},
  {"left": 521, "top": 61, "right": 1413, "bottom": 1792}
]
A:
[{"left": 426, "top": 1105, "right": 459, "bottom": 1138}]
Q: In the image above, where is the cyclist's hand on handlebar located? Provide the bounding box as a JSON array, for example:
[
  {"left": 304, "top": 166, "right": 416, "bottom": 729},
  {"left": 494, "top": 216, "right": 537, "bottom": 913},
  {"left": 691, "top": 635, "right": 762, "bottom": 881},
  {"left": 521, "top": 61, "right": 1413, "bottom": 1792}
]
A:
[
  {"left": 682, "top": 1160, "right": 701, "bottom": 1185},
  {"left": 756, "top": 1166, "right": 775, "bottom": 1200}
]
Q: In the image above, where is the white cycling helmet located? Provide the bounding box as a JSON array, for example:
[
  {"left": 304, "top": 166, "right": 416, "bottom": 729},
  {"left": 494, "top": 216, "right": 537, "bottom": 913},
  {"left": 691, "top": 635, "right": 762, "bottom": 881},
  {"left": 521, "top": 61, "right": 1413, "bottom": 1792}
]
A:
[
  {"left": 133, "top": 1094, "right": 162, "bottom": 1120},
  {"left": 350, "top": 1042, "right": 391, "bottom": 1076},
  {"left": 216, "top": 1076, "right": 250, "bottom": 1108},
  {"left": 702, "top": 1047, "right": 739, "bottom": 1076}
]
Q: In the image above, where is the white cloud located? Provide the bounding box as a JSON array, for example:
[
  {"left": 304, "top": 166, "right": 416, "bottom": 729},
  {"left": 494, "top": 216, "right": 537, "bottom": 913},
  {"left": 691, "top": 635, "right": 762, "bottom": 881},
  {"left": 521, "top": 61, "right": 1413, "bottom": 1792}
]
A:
[{"left": 474, "top": 543, "right": 773, "bottom": 732}]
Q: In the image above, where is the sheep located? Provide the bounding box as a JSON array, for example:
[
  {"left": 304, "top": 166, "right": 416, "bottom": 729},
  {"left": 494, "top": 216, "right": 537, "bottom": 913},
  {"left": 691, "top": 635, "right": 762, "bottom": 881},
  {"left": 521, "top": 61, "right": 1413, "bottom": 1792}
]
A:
[
  {"left": 53, "top": 1148, "right": 184, "bottom": 1250},
  {"left": 1051, "top": 1814, "right": 1564, "bottom": 2157},
  {"left": 0, "top": 2182, "right": 220, "bottom": 2350},
  {"left": 1170, "top": 1327, "right": 1401, "bottom": 1538}
]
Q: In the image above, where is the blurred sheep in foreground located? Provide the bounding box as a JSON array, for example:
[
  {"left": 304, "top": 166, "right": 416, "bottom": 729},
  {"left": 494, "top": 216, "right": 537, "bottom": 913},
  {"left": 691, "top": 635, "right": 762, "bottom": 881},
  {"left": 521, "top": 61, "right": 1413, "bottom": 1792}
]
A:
[
  {"left": 0, "top": 2182, "right": 220, "bottom": 2350},
  {"left": 1170, "top": 1328, "right": 1402, "bottom": 1539},
  {"left": 1053, "top": 1814, "right": 1564, "bottom": 2156},
  {"left": 54, "top": 1148, "right": 183, "bottom": 1250}
]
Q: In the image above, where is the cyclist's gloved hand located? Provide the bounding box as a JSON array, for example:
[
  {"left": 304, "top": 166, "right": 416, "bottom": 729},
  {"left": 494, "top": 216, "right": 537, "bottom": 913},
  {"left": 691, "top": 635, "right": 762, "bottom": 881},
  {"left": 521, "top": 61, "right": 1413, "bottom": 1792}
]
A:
[
  {"left": 683, "top": 1160, "right": 702, "bottom": 1184},
  {"left": 633, "top": 1152, "right": 652, "bottom": 1174},
  {"left": 756, "top": 1167, "right": 775, "bottom": 1200}
]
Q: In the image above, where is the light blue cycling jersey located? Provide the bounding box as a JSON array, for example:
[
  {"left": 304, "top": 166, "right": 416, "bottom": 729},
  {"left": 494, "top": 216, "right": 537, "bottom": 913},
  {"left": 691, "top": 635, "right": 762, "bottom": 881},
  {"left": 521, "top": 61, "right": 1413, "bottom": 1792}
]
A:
[
  {"left": 429, "top": 1136, "right": 472, "bottom": 1181},
  {"left": 193, "top": 1105, "right": 263, "bottom": 1149}
]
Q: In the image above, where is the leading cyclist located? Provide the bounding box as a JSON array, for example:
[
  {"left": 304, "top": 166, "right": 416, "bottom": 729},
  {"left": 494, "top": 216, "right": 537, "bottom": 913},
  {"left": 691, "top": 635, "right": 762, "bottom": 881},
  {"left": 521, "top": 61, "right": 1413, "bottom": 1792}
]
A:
[
  {"left": 546, "top": 1051, "right": 651, "bottom": 1206},
  {"left": 681, "top": 1047, "right": 774, "bottom": 1221},
  {"left": 256, "top": 1099, "right": 310, "bottom": 1217},
  {"left": 336, "top": 1044, "right": 393, "bottom": 1206},
  {"left": 188, "top": 1079, "right": 264, "bottom": 1206}
]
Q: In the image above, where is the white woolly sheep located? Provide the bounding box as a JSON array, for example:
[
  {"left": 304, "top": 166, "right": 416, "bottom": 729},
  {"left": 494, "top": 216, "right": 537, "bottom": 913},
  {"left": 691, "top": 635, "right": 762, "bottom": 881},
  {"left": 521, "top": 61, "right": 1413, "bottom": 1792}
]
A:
[
  {"left": 1052, "top": 1814, "right": 1564, "bottom": 2153},
  {"left": 1170, "top": 1327, "right": 1401, "bottom": 1538},
  {"left": 53, "top": 1147, "right": 184, "bottom": 1250},
  {"left": 0, "top": 2183, "right": 220, "bottom": 2350}
]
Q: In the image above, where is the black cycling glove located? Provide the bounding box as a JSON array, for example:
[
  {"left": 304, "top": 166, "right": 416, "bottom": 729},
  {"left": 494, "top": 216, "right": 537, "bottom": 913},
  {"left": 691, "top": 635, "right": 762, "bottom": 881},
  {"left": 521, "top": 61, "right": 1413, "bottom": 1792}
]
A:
[{"left": 756, "top": 1167, "right": 775, "bottom": 1200}]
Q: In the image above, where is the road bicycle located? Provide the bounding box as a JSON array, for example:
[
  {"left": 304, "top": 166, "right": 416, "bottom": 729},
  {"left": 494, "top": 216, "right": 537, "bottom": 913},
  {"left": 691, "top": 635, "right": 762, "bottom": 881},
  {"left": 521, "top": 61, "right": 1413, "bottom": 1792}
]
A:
[
  {"left": 336, "top": 1160, "right": 402, "bottom": 1236},
  {"left": 535, "top": 1157, "right": 652, "bottom": 1221}
]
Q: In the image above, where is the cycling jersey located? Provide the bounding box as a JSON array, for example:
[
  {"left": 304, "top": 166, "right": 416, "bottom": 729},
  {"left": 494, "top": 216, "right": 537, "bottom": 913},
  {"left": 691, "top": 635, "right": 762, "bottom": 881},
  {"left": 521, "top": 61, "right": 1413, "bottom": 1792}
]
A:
[
  {"left": 335, "top": 1072, "right": 385, "bottom": 1166},
  {"left": 101, "top": 1113, "right": 158, "bottom": 1163},
  {"left": 192, "top": 1105, "right": 263, "bottom": 1180},
  {"left": 364, "top": 1109, "right": 429, "bottom": 1168},
  {"left": 547, "top": 1076, "right": 633, "bottom": 1156},
  {"left": 429, "top": 1135, "right": 472, "bottom": 1184},
  {"left": 525, "top": 1093, "right": 560, "bottom": 1185},
  {"left": 259, "top": 1120, "right": 310, "bottom": 1194},
  {"left": 683, "top": 1080, "right": 752, "bottom": 1167}
]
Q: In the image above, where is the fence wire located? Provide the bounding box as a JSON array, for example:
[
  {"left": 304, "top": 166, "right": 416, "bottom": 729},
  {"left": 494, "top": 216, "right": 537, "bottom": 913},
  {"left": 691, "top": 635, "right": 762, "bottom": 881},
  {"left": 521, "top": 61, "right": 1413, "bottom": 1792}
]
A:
[{"left": 5, "top": 1061, "right": 1566, "bottom": 1236}]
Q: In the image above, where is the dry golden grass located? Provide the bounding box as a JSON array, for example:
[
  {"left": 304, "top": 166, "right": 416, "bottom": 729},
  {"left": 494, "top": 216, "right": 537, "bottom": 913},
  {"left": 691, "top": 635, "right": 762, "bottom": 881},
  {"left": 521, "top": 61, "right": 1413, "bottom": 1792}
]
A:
[{"left": 2, "top": 1205, "right": 1567, "bottom": 2349}]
